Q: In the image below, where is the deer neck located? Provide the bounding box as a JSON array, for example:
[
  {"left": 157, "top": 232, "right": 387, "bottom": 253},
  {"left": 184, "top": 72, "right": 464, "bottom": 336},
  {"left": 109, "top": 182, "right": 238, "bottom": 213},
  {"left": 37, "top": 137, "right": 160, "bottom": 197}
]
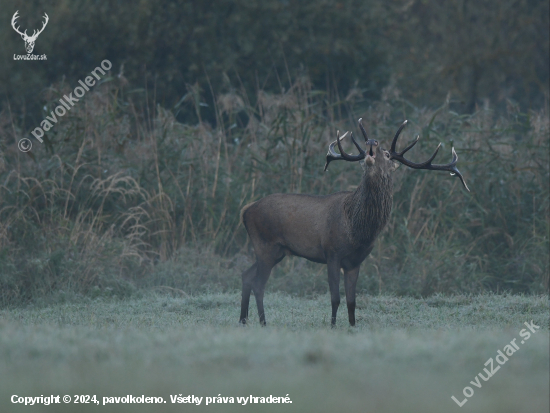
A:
[{"left": 344, "top": 171, "right": 393, "bottom": 245}]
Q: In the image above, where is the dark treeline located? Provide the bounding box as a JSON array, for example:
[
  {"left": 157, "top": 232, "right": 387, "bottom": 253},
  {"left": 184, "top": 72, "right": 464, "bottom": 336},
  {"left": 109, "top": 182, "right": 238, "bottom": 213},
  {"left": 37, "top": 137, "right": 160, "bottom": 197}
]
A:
[{"left": 0, "top": 0, "right": 548, "bottom": 126}]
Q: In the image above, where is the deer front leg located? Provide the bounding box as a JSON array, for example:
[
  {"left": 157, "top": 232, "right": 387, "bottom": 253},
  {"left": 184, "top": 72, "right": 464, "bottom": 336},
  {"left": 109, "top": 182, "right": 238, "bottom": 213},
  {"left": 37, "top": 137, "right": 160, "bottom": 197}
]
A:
[
  {"left": 252, "top": 260, "right": 273, "bottom": 326},
  {"left": 327, "top": 259, "right": 341, "bottom": 327},
  {"left": 344, "top": 266, "right": 360, "bottom": 326}
]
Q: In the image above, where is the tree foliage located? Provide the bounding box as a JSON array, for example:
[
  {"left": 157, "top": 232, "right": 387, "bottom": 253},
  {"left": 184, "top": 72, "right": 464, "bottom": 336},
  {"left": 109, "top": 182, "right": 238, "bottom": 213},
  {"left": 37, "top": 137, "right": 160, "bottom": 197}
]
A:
[{"left": 0, "top": 0, "right": 547, "bottom": 123}]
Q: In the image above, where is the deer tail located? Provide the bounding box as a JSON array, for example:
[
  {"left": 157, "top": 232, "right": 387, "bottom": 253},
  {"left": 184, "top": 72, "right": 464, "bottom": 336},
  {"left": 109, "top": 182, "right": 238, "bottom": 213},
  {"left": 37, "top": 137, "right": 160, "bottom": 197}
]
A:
[{"left": 240, "top": 202, "right": 256, "bottom": 226}]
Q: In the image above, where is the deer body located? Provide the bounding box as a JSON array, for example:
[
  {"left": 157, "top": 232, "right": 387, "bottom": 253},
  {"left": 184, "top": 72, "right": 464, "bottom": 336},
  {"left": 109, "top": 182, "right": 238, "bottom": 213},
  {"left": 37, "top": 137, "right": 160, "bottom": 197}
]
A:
[
  {"left": 243, "top": 179, "right": 392, "bottom": 266},
  {"left": 239, "top": 119, "right": 468, "bottom": 327}
]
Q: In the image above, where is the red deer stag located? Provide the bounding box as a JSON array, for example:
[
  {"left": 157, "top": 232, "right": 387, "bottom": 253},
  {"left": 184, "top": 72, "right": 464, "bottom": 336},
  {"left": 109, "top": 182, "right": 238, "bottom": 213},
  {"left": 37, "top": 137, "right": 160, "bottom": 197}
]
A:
[{"left": 240, "top": 119, "right": 469, "bottom": 326}]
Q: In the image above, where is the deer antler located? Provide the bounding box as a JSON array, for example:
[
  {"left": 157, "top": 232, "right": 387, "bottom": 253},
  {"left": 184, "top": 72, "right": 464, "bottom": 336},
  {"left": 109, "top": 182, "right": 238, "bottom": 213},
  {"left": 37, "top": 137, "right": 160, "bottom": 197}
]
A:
[
  {"left": 324, "top": 131, "right": 366, "bottom": 171},
  {"left": 389, "top": 120, "right": 470, "bottom": 191},
  {"left": 358, "top": 118, "right": 370, "bottom": 142},
  {"left": 11, "top": 11, "right": 26, "bottom": 37},
  {"left": 11, "top": 11, "right": 48, "bottom": 40},
  {"left": 29, "top": 13, "right": 49, "bottom": 40}
]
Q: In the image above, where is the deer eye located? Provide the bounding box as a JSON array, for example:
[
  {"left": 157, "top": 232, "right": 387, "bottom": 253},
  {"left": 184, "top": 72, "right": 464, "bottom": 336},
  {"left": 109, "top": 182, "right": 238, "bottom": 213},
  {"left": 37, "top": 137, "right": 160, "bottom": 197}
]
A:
[{"left": 384, "top": 151, "right": 390, "bottom": 159}]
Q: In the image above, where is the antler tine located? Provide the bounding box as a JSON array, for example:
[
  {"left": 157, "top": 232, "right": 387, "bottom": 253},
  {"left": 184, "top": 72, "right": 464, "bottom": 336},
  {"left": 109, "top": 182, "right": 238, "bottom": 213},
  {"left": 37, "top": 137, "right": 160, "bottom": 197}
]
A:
[
  {"left": 396, "top": 135, "right": 420, "bottom": 156},
  {"left": 11, "top": 11, "right": 26, "bottom": 36},
  {"left": 389, "top": 121, "right": 470, "bottom": 191},
  {"left": 350, "top": 132, "right": 366, "bottom": 155},
  {"left": 39, "top": 13, "right": 49, "bottom": 32},
  {"left": 390, "top": 120, "right": 408, "bottom": 153},
  {"left": 424, "top": 142, "right": 441, "bottom": 164},
  {"left": 29, "top": 12, "right": 49, "bottom": 39},
  {"left": 328, "top": 130, "right": 346, "bottom": 156},
  {"left": 390, "top": 120, "right": 421, "bottom": 158},
  {"left": 324, "top": 130, "right": 346, "bottom": 171},
  {"left": 411, "top": 140, "right": 441, "bottom": 167},
  {"left": 337, "top": 131, "right": 365, "bottom": 162},
  {"left": 358, "top": 118, "right": 369, "bottom": 142},
  {"left": 324, "top": 130, "right": 366, "bottom": 171},
  {"left": 448, "top": 148, "right": 470, "bottom": 191}
]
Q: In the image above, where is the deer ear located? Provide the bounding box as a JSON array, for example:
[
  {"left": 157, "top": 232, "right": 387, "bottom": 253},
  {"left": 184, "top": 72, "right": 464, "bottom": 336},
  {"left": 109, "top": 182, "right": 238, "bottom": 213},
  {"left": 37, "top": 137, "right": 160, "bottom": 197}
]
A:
[{"left": 391, "top": 161, "right": 400, "bottom": 171}]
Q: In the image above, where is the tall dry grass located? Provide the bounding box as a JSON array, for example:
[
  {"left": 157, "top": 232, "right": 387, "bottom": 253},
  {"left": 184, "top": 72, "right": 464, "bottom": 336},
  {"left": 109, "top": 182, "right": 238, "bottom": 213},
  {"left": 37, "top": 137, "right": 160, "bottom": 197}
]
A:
[{"left": 0, "top": 75, "right": 548, "bottom": 306}]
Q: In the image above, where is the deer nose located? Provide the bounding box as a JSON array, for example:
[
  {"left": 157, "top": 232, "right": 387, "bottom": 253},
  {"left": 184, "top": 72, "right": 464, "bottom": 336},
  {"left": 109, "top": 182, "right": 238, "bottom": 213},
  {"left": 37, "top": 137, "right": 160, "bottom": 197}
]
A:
[{"left": 366, "top": 139, "right": 378, "bottom": 147}]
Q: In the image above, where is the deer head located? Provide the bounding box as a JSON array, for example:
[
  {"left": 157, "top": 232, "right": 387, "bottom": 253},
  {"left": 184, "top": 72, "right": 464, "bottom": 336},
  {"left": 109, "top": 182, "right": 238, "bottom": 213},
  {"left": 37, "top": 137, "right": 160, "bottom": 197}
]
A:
[{"left": 11, "top": 11, "right": 49, "bottom": 54}]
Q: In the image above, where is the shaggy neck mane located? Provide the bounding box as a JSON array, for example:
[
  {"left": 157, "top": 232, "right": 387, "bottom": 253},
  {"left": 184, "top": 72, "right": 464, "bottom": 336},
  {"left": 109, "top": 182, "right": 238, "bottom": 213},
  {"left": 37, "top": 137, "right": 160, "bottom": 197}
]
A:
[{"left": 343, "top": 170, "right": 393, "bottom": 245}]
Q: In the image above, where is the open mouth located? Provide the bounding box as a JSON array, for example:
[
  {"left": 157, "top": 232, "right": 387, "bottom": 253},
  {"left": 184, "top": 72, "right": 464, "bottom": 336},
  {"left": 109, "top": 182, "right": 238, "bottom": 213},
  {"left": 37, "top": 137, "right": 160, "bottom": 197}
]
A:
[
  {"left": 365, "top": 145, "right": 376, "bottom": 166},
  {"left": 364, "top": 139, "right": 378, "bottom": 166}
]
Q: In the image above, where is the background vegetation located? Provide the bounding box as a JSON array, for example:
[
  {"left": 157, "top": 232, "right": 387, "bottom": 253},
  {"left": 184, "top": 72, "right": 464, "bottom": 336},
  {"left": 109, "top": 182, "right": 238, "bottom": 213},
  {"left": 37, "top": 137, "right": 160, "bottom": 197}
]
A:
[
  {"left": 0, "top": 0, "right": 548, "bottom": 306},
  {"left": 0, "top": 74, "right": 548, "bottom": 306}
]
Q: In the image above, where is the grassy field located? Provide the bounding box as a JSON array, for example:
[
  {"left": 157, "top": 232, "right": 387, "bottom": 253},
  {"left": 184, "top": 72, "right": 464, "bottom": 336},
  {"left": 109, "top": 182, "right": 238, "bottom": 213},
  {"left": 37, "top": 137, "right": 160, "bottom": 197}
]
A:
[{"left": 0, "top": 292, "right": 548, "bottom": 413}]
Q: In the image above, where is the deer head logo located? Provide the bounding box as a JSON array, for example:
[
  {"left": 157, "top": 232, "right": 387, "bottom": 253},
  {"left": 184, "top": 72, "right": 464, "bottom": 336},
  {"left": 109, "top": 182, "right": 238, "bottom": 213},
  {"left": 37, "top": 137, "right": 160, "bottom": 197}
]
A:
[{"left": 11, "top": 11, "right": 49, "bottom": 54}]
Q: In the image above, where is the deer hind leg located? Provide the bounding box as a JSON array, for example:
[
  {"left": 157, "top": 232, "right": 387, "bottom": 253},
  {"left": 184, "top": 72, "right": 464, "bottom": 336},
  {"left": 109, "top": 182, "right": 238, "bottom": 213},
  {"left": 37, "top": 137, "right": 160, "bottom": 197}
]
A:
[
  {"left": 249, "top": 244, "right": 285, "bottom": 326},
  {"left": 327, "top": 259, "right": 341, "bottom": 327},
  {"left": 241, "top": 241, "right": 284, "bottom": 326},
  {"left": 344, "top": 266, "right": 360, "bottom": 326},
  {"left": 239, "top": 263, "right": 258, "bottom": 324}
]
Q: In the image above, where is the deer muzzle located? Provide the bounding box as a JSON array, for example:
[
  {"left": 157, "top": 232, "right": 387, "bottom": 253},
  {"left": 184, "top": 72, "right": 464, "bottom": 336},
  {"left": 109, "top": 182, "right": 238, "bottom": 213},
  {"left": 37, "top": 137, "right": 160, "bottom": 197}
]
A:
[{"left": 365, "top": 139, "right": 378, "bottom": 166}]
